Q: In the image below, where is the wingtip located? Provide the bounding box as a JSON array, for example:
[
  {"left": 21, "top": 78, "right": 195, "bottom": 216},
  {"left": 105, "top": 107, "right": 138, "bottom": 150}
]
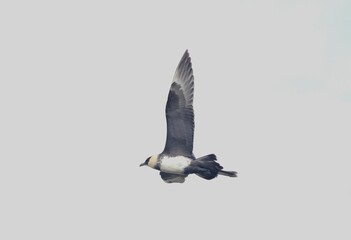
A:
[
  {"left": 176, "top": 50, "right": 192, "bottom": 70},
  {"left": 184, "top": 49, "right": 190, "bottom": 57}
]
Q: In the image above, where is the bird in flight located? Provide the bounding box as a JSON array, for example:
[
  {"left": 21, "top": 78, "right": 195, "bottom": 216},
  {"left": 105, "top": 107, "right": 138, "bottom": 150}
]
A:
[{"left": 140, "top": 50, "right": 237, "bottom": 183}]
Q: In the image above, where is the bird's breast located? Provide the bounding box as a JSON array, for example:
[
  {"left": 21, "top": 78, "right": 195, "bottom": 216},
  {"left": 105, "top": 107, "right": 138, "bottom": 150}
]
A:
[{"left": 160, "top": 156, "right": 192, "bottom": 174}]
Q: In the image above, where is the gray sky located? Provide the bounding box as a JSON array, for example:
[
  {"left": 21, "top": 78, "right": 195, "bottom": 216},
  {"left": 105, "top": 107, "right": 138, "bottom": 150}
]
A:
[{"left": 1, "top": 0, "right": 350, "bottom": 239}]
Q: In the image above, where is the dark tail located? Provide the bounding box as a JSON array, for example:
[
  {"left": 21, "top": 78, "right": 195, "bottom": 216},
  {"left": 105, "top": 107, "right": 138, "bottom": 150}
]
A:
[
  {"left": 218, "top": 170, "right": 237, "bottom": 177},
  {"left": 185, "top": 154, "right": 237, "bottom": 180}
]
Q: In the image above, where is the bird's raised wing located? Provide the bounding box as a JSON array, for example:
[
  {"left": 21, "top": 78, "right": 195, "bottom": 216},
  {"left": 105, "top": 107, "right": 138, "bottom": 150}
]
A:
[{"left": 162, "top": 50, "right": 194, "bottom": 157}]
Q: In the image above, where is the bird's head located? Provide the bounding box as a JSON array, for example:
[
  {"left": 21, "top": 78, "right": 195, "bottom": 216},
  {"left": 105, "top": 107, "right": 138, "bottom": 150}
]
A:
[{"left": 140, "top": 155, "right": 158, "bottom": 169}]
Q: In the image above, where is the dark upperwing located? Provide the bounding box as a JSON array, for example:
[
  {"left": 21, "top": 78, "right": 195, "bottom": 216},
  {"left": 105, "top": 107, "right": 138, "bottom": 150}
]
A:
[{"left": 162, "top": 50, "right": 195, "bottom": 157}]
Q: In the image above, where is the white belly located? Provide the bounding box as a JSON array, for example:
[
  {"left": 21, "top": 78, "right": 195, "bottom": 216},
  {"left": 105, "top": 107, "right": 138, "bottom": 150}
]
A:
[{"left": 160, "top": 156, "right": 192, "bottom": 174}]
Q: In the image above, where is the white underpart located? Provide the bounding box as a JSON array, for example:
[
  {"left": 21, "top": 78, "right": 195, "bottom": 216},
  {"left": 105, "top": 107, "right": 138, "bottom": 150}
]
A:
[{"left": 160, "top": 156, "right": 192, "bottom": 174}]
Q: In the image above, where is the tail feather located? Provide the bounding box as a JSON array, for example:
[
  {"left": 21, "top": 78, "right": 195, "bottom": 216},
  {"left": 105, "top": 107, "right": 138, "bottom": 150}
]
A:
[
  {"left": 219, "top": 170, "right": 237, "bottom": 177},
  {"left": 185, "top": 154, "right": 237, "bottom": 180}
]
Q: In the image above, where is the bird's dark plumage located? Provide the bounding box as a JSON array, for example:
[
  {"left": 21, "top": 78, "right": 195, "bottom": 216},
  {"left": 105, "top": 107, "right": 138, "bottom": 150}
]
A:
[
  {"left": 184, "top": 154, "right": 237, "bottom": 179},
  {"left": 162, "top": 50, "right": 195, "bottom": 157}
]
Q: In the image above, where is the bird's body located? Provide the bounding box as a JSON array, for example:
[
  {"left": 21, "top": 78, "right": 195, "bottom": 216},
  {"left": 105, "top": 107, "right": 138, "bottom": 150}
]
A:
[
  {"left": 159, "top": 155, "right": 192, "bottom": 174},
  {"left": 140, "top": 50, "right": 237, "bottom": 183}
]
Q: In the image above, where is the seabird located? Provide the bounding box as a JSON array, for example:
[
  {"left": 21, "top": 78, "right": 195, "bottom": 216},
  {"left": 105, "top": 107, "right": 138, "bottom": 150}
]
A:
[{"left": 140, "top": 50, "right": 237, "bottom": 183}]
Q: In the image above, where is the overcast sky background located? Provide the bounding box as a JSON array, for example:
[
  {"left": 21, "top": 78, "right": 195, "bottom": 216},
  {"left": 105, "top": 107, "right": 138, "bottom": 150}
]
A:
[{"left": 1, "top": 0, "right": 350, "bottom": 239}]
